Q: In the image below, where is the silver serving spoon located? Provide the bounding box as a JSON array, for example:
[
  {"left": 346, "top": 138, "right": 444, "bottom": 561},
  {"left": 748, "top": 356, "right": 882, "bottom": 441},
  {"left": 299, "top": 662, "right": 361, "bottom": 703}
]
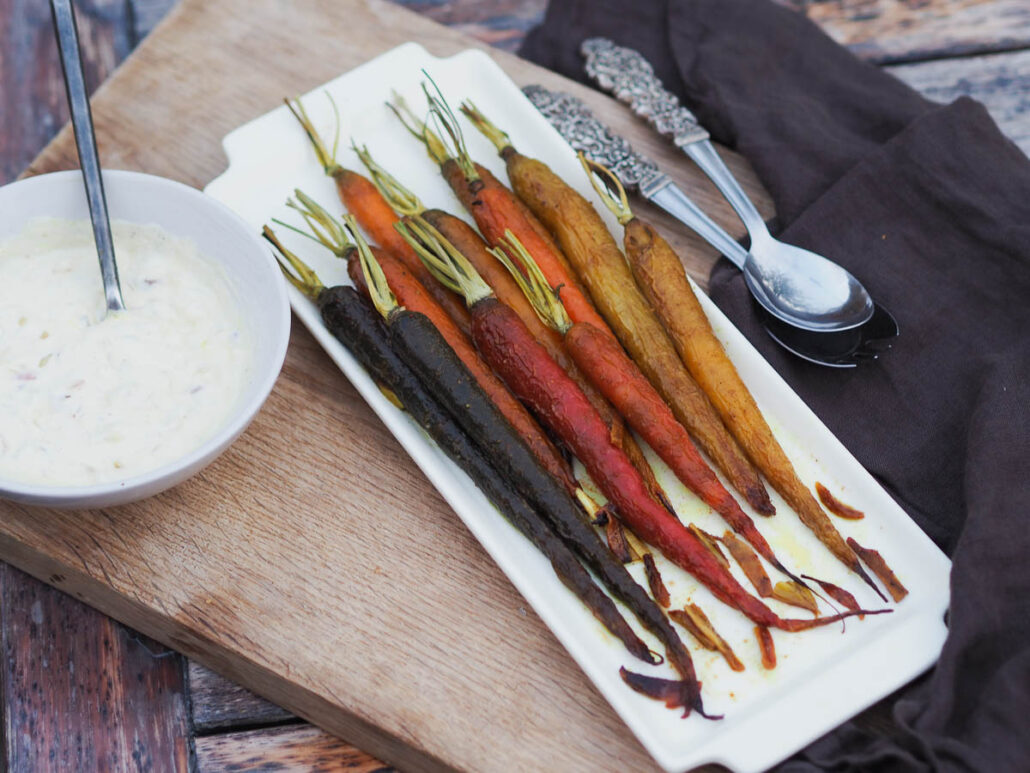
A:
[
  {"left": 523, "top": 84, "right": 898, "bottom": 366},
  {"left": 582, "top": 38, "right": 874, "bottom": 332},
  {"left": 51, "top": 0, "right": 126, "bottom": 316}
]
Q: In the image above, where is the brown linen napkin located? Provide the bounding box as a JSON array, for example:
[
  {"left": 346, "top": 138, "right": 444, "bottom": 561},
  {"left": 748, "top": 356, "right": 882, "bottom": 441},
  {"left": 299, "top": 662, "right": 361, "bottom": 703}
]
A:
[{"left": 522, "top": 1, "right": 1030, "bottom": 770}]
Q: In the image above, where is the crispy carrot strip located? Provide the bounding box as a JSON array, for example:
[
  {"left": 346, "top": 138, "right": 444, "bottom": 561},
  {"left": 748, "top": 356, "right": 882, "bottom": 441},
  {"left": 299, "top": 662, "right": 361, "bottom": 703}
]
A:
[
  {"left": 721, "top": 531, "right": 774, "bottom": 597},
  {"left": 771, "top": 581, "right": 819, "bottom": 615},
  {"left": 816, "top": 483, "right": 866, "bottom": 520},
  {"left": 642, "top": 553, "right": 671, "bottom": 608},
  {"left": 669, "top": 605, "right": 745, "bottom": 672},
  {"left": 756, "top": 626, "right": 777, "bottom": 670},
  {"left": 848, "top": 539, "right": 908, "bottom": 602}
]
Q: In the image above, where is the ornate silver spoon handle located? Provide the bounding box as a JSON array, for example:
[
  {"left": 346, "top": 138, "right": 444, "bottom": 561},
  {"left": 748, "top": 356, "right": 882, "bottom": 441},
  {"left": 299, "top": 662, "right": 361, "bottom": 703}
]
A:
[
  {"left": 581, "top": 38, "right": 768, "bottom": 239},
  {"left": 523, "top": 85, "right": 749, "bottom": 268}
]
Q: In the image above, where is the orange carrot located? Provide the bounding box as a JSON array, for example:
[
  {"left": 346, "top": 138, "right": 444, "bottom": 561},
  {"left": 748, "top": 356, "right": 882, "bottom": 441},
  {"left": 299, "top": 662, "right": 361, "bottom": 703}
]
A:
[{"left": 285, "top": 97, "right": 471, "bottom": 337}]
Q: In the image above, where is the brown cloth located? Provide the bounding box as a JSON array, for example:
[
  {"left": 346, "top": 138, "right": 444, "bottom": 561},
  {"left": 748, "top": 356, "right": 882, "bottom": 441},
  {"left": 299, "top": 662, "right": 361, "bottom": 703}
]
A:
[{"left": 522, "top": 1, "right": 1030, "bottom": 770}]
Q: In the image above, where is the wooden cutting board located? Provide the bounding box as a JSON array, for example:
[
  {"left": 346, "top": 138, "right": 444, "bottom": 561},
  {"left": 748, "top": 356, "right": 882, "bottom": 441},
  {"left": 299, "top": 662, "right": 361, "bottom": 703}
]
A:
[{"left": 11, "top": 1, "right": 773, "bottom": 770}]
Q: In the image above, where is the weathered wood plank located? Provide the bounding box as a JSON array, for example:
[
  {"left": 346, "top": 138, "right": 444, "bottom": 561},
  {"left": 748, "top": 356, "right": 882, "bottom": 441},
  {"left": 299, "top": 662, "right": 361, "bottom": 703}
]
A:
[
  {"left": 392, "top": 0, "right": 1030, "bottom": 64},
  {"left": 189, "top": 661, "right": 294, "bottom": 732},
  {"left": 889, "top": 48, "right": 1030, "bottom": 153},
  {"left": 394, "top": 0, "right": 546, "bottom": 51},
  {"left": 785, "top": 0, "right": 1030, "bottom": 64},
  {"left": 195, "top": 725, "right": 394, "bottom": 772},
  {"left": 0, "top": 564, "right": 191, "bottom": 772},
  {"left": 0, "top": 0, "right": 144, "bottom": 182}
]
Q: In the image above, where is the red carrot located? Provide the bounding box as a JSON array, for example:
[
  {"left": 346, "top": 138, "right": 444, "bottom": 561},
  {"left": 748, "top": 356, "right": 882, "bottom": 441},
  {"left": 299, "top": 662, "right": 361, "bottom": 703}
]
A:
[{"left": 399, "top": 218, "right": 889, "bottom": 632}]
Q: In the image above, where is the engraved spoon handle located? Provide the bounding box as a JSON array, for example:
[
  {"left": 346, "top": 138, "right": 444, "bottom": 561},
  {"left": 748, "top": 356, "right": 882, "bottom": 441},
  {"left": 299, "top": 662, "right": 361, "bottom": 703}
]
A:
[
  {"left": 582, "top": 37, "right": 769, "bottom": 240},
  {"left": 523, "top": 85, "right": 749, "bottom": 268}
]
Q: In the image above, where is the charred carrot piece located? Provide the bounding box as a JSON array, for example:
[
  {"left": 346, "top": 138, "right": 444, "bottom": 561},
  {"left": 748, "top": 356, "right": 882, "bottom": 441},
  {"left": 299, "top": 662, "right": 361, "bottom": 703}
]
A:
[
  {"left": 266, "top": 230, "right": 656, "bottom": 665},
  {"left": 494, "top": 231, "right": 810, "bottom": 588},
  {"left": 582, "top": 159, "right": 886, "bottom": 600},
  {"left": 350, "top": 225, "right": 712, "bottom": 717},
  {"left": 669, "top": 605, "right": 745, "bottom": 672},
  {"left": 279, "top": 195, "right": 578, "bottom": 498},
  {"left": 284, "top": 96, "right": 471, "bottom": 337},
  {"left": 756, "top": 626, "right": 777, "bottom": 669},
  {"left": 847, "top": 539, "right": 908, "bottom": 602},
  {"left": 816, "top": 483, "right": 865, "bottom": 520},
  {"left": 352, "top": 149, "right": 671, "bottom": 510},
  {"left": 461, "top": 101, "right": 774, "bottom": 516},
  {"left": 400, "top": 218, "right": 888, "bottom": 633}
]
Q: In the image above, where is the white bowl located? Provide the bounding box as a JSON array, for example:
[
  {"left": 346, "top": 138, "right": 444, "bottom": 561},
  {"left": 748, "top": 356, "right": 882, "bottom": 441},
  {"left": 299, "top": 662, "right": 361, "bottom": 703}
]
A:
[{"left": 0, "top": 170, "right": 291, "bottom": 509}]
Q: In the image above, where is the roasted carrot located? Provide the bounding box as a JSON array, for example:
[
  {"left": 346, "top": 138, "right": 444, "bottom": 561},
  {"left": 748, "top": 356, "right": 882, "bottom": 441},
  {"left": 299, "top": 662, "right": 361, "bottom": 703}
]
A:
[
  {"left": 494, "top": 231, "right": 811, "bottom": 589},
  {"left": 266, "top": 229, "right": 656, "bottom": 665},
  {"left": 284, "top": 96, "right": 471, "bottom": 337},
  {"left": 461, "top": 102, "right": 774, "bottom": 516},
  {"left": 350, "top": 226, "right": 712, "bottom": 717},
  {"left": 816, "top": 483, "right": 865, "bottom": 520},
  {"left": 388, "top": 86, "right": 611, "bottom": 337},
  {"left": 669, "top": 605, "right": 745, "bottom": 672},
  {"left": 847, "top": 539, "right": 908, "bottom": 602},
  {"left": 756, "top": 626, "right": 777, "bottom": 670},
  {"left": 399, "top": 218, "right": 887, "bottom": 633},
  {"left": 582, "top": 159, "right": 887, "bottom": 600},
  {"left": 278, "top": 195, "right": 578, "bottom": 498},
  {"left": 352, "top": 149, "right": 670, "bottom": 510}
]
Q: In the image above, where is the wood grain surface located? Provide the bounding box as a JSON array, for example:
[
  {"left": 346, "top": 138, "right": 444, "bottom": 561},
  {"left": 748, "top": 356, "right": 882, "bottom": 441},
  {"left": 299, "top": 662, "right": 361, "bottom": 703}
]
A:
[
  {"left": 0, "top": 563, "right": 190, "bottom": 770},
  {"left": 195, "top": 724, "right": 397, "bottom": 772},
  {"left": 3, "top": 0, "right": 1029, "bottom": 770}
]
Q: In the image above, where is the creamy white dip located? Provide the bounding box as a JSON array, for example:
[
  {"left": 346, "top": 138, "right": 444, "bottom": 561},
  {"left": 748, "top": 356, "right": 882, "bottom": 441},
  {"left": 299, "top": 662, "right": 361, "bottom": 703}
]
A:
[{"left": 0, "top": 218, "right": 252, "bottom": 487}]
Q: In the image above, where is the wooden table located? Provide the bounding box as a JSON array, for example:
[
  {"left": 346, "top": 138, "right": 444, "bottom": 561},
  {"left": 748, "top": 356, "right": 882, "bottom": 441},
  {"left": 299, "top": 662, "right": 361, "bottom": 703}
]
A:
[{"left": 1, "top": 1, "right": 1027, "bottom": 769}]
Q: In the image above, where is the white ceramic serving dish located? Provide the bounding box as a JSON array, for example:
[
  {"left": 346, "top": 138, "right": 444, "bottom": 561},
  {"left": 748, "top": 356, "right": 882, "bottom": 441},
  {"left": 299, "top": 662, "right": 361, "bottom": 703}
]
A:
[
  {"left": 206, "top": 43, "right": 951, "bottom": 773},
  {"left": 0, "top": 170, "right": 291, "bottom": 509}
]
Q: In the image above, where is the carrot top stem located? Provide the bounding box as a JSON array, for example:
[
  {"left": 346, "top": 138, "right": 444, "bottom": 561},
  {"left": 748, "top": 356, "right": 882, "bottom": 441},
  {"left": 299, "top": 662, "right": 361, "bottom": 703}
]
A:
[
  {"left": 351, "top": 143, "right": 425, "bottom": 217},
  {"left": 346, "top": 215, "right": 398, "bottom": 318},
  {"left": 395, "top": 216, "right": 493, "bottom": 305},
  {"left": 491, "top": 231, "right": 573, "bottom": 335},
  {"left": 387, "top": 91, "right": 452, "bottom": 166},
  {"left": 281, "top": 189, "right": 354, "bottom": 258},
  {"left": 580, "top": 155, "right": 634, "bottom": 226},
  {"left": 284, "top": 94, "right": 343, "bottom": 177},
  {"left": 459, "top": 100, "right": 512, "bottom": 154},
  {"left": 262, "top": 226, "right": 324, "bottom": 300},
  {"left": 421, "top": 76, "right": 479, "bottom": 182}
]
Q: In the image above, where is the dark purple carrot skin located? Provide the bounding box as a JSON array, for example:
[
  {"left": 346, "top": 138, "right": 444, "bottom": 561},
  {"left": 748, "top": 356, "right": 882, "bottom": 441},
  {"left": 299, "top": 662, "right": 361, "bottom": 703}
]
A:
[
  {"left": 384, "top": 307, "right": 708, "bottom": 716},
  {"left": 345, "top": 245, "right": 579, "bottom": 498},
  {"left": 315, "top": 286, "right": 654, "bottom": 664}
]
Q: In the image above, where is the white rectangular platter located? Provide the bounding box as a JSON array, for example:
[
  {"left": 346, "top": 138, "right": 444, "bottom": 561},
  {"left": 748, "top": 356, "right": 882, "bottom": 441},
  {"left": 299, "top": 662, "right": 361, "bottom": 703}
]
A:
[{"left": 205, "top": 42, "right": 951, "bottom": 773}]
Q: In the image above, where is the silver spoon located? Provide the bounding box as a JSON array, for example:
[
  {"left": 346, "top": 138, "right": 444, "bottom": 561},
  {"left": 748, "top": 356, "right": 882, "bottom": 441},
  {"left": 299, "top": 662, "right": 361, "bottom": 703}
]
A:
[
  {"left": 51, "top": 0, "right": 126, "bottom": 316},
  {"left": 761, "top": 302, "right": 899, "bottom": 368},
  {"left": 581, "top": 38, "right": 874, "bottom": 332}
]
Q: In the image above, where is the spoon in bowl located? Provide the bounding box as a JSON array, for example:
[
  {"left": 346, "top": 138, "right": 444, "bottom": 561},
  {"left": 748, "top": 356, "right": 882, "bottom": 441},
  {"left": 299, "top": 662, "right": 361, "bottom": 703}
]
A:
[{"left": 51, "top": 0, "right": 126, "bottom": 316}]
